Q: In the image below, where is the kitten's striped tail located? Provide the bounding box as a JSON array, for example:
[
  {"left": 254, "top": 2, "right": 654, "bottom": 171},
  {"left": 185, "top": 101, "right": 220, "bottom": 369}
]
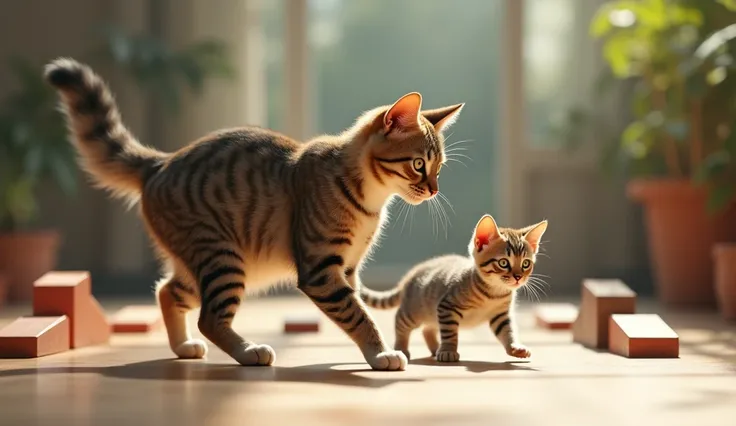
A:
[
  {"left": 360, "top": 285, "right": 403, "bottom": 309},
  {"left": 44, "top": 58, "right": 169, "bottom": 201}
]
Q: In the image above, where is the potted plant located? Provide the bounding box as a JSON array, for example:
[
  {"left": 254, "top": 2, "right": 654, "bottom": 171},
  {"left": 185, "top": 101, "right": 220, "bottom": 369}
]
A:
[
  {"left": 552, "top": 0, "right": 736, "bottom": 306},
  {"left": 0, "top": 57, "right": 75, "bottom": 301}
]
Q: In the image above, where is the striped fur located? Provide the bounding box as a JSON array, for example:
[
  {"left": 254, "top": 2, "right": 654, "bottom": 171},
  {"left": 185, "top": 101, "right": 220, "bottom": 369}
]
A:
[
  {"left": 361, "top": 214, "right": 548, "bottom": 362},
  {"left": 44, "top": 58, "right": 465, "bottom": 371}
]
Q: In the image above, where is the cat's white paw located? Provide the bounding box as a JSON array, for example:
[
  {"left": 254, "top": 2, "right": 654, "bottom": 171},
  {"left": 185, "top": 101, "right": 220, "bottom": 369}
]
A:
[
  {"left": 233, "top": 344, "right": 276, "bottom": 366},
  {"left": 174, "top": 339, "right": 208, "bottom": 359},
  {"left": 368, "top": 350, "right": 407, "bottom": 371},
  {"left": 436, "top": 350, "right": 460, "bottom": 363},
  {"left": 394, "top": 346, "right": 411, "bottom": 361},
  {"left": 507, "top": 343, "right": 531, "bottom": 359}
]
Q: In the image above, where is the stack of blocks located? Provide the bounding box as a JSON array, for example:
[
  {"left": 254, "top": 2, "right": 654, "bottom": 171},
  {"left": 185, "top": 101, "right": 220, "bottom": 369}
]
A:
[
  {"left": 571, "top": 279, "right": 679, "bottom": 358},
  {"left": 0, "top": 271, "right": 111, "bottom": 358}
]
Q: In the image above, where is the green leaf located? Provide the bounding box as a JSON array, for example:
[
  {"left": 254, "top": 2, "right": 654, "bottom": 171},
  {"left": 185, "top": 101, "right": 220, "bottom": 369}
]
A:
[
  {"left": 707, "top": 183, "right": 736, "bottom": 214},
  {"left": 621, "top": 120, "right": 650, "bottom": 158},
  {"left": 693, "top": 150, "right": 732, "bottom": 184},
  {"left": 717, "top": 0, "right": 736, "bottom": 12},
  {"left": 591, "top": 4, "right": 617, "bottom": 37},
  {"left": 602, "top": 31, "right": 638, "bottom": 77},
  {"left": 6, "top": 178, "right": 37, "bottom": 226},
  {"left": 706, "top": 66, "right": 728, "bottom": 85}
]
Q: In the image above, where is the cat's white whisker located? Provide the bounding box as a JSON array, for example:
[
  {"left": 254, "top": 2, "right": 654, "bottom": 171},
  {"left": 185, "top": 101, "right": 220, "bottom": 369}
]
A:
[
  {"left": 444, "top": 138, "right": 474, "bottom": 150},
  {"left": 445, "top": 158, "right": 469, "bottom": 169},
  {"left": 437, "top": 192, "right": 456, "bottom": 215}
]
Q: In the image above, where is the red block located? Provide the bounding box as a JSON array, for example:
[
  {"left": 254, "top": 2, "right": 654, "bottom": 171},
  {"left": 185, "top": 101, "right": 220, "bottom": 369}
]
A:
[
  {"left": 535, "top": 303, "right": 578, "bottom": 330},
  {"left": 33, "top": 271, "right": 110, "bottom": 348},
  {"left": 284, "top": 314, "right": 320, "bottom": 333},
  {"left": 609, "top": 314, "right": 679, "bottom": 358},
  {"left": 572, "top": 279, "right": 637, "bottom": 349},
  {"left": 111, "top": 305, "right": 163, "bottom": 333},
  {"left": 0, "top": 316, "right": 70, "bottom": 358}
]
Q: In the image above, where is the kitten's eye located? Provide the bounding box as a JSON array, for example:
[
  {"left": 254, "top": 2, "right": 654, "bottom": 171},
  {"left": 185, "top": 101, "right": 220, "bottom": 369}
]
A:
[
  {"left": 522, "top": 259, "right": 531, "bottom": 269},
  {"left": 498, "top": 259, "right": 509, "bottom": 268},
  {"left": 413, "top": 158, "right": 425, "bottom": 171}
]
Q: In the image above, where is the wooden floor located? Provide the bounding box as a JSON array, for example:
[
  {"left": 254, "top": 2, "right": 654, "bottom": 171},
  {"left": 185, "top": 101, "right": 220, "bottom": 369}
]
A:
[{"left": 0, "top": 296, "right": 735, "bottom": 426}]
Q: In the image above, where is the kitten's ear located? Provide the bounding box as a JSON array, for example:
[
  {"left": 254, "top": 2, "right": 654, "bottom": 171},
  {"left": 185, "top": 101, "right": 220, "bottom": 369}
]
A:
[
  {"left": 474, "top": 214, "right": 501, "bottom": 252},
  {"left": 422, "top": 103, "right": 464, "bottom": 134},
  {"left": 383, "top": 92, "right": 422, "bottom": 134},
  {"left": 524, "top": 220, "right": 548, "bottom": 253}
]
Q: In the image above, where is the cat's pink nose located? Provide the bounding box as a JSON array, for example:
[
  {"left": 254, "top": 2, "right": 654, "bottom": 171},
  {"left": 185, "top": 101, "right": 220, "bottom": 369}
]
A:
[{"left": 513, "top": 274, "right": 522, "bottom": 281}]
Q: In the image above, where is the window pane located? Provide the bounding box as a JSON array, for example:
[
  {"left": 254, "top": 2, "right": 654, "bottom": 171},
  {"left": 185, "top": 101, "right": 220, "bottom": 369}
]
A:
[{"left": 523, "top": 0, "right": 591, "bottom": 148}]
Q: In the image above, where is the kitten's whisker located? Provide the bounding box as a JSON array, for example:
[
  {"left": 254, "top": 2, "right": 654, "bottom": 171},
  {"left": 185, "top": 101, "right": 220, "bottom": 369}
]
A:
[
  {"left": 435, "top": 198, "right": 450, "bottom": 239},
  {"left": 437, "top": 192, "right": 456, "bottom": 215},
  {"left": 446, "top": 153, "right": 473, "bottom": 162},
  {"left": 445, "top": 158, "right": 469, "bottom": 169},
  {"left": 445, "top": 138, "right": 474, "bottom": 149}
]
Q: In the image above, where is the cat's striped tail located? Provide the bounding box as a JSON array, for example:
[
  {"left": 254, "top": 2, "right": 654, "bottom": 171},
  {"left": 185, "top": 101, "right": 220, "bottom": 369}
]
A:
[
  {"left": 44, "top": 57, "right": 169, "bottom": 201},
  {"left": 359, "top": 285, "right": 403, "bottom": 309}
]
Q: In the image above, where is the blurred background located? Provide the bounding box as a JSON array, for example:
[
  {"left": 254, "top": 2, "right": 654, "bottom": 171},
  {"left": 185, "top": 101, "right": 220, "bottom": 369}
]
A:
[{"left": 0, "top": 0, "right": 735, "bottom": 316}]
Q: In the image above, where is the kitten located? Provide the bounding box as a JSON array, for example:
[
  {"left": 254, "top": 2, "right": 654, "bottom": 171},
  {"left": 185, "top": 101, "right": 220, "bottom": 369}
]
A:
[
  {"left": 44, "top": 58, "right": 465, "bottom": 371},
  {"left": 361, "top": 214, "right": 547, "bottom": 362}
]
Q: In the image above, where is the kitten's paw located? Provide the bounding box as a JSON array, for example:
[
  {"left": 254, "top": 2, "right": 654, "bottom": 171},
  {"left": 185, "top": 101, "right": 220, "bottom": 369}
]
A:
[
  {"left": 507, "top": 344, "right": 531, "bottom": 359},
  {"left": 436, "top": 350, "right": 460, "bottom": 363},
  {"left": 233, "top": 344, "right": 276, "bottom": 366},
  {"left": 368, "top": 350, "right": 407, "bottom": 371},
  {"left": 174, "top": 339, "right": 208, "bottom": 359}
]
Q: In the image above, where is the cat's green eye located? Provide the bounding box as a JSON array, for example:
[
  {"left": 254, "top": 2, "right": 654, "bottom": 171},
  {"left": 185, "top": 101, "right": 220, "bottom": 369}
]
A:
[
  {"left": 498, "top": 259, "right": 509, "bottom": 268},
  {"left": 522, "top": 259, "right": 531, "bottom": 269},
  {"left": 413, "top": 158, "right": 425, "bottom": 171}
]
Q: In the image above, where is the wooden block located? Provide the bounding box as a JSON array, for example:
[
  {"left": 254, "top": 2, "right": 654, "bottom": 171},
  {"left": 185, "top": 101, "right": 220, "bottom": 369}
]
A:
[
  {"left": 33, "top": 271, "right": 111, "bottom": 348},
  {"left": 0, "top": 316, "right": 70, "bottom": 358},
  {"left": 609, "top": 314, "right": 679, "bottom": 358},
  {"left": 572, "top": 279, "right": 636, "bottom": 349},
  {"left": 111, "top": 305, "right": 163, "bottom": 333},
  {"left": 535, "top": 303, "right": 578, "bottom": 329},
  {"left": 284, "top": 314, "right": 320, "bottom": 333}
]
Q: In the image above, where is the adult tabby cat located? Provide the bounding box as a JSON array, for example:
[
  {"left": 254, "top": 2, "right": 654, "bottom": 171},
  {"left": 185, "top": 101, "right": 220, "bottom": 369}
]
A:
[
  {"left": 361, "top": 214, "right": 547, "bottom": 362},
  {"left": 44, "top": 58, "right": 464, "bottom": 371}
]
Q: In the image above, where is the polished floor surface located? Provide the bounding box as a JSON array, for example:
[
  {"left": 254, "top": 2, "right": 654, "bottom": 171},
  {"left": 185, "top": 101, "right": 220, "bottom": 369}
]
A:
[{"left": 0, "top": 297, "right": 735, "bottom": 426}]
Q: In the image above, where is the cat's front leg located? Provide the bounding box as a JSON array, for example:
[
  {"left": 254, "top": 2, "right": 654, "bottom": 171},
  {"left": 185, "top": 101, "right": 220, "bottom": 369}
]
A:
[
  {"left": 297, "top": 261, "right": 407, "bottom": 371},
  {"left": 489, "top": 310, "right": 531, "bottom": 359},
  {"left": 435, "top": 297, "right": 463, "bottom": 362}
]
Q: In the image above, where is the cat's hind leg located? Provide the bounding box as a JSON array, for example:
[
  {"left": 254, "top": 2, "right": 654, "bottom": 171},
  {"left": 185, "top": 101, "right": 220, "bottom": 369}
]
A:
[
  {"left": 157, "top": 272, "right": 208, "bottom": 359},
  {"left": 422, "top": 326, "right": 440, "bottom": 357},
  {"left": 194, "top": 246, "right": 275, "bottom": 366}
]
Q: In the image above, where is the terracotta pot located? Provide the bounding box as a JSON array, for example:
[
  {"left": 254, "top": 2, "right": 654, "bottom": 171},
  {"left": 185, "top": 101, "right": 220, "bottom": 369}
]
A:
[
  {"left": 713, "top": 243, "right": 736, "bottom": 320},
  {"left": 0, "top": 230, "right": 61, "bottom": 302},
  {"left": 0, "top": 272, "right": 8, "bottom": 306},
  {"left": 627, "top": 179, "right": 736, "bottom": 306}
]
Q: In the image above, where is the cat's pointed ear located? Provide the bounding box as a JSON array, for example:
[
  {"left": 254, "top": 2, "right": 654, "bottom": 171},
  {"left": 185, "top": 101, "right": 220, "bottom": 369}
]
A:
[
  {"left": 524, "top": 220, "right": 548, "bottom": 253},
  {"left": 474, "top": 214, "right": 501, "bottom": 252},
  {"left": 422, "top": 103, "right": 464, "bottom": 134},
  {"left": 383, "top": 92, "right": 422, "bottom": 134}
]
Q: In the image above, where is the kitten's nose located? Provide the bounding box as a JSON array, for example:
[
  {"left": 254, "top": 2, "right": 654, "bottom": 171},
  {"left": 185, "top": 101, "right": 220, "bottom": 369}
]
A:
[{"left": 513, "top": 274, "right": 522, "bottom": 281}]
